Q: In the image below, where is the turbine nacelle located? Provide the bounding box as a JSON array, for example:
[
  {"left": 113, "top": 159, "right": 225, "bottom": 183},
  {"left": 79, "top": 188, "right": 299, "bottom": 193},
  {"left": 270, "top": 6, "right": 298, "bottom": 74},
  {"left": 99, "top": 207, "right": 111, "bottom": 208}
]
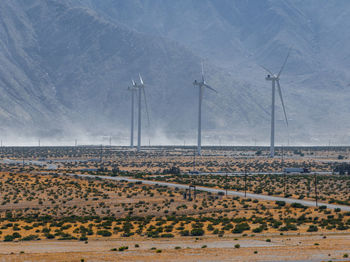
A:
[
  {"left": 193, "top": 79, "right": 204, "bottom": 87},
  {"left": 265, "top": 74, "right": 278, "bottom": 81},
  {"left": 132, "top": 79, "right": 137, "bottom": 87},
  {"left": 193, "top": 62, "right": 217, "bottom": 92},
  {"left": 128, "top": 79, "right": 139, "bottom": 91}
]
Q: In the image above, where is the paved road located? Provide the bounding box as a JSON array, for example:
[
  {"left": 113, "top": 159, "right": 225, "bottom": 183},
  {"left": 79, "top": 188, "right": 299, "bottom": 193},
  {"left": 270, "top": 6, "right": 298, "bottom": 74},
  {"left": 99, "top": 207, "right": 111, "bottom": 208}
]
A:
[
  {"left": 187, "top": 171, "right": 333, "bottom": 176},
  {"left": 56, "top": 173, "right": 350, "bottom": 211}
]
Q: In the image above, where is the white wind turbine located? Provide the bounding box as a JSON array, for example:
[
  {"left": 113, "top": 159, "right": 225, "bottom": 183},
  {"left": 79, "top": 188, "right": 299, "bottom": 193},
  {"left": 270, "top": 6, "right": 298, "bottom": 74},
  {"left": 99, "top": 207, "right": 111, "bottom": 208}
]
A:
[
  {"left": 128, "top": 80, "right": 138, "bottom": 148},
  {"left": 193, "top": 63, "right": 217, "bottom": 155},
  {"left": 261, "top": 49, "right": 290, "bottom": 158},
  {"left": 136, "top": 74, "right": 150, "bottom": 152}
]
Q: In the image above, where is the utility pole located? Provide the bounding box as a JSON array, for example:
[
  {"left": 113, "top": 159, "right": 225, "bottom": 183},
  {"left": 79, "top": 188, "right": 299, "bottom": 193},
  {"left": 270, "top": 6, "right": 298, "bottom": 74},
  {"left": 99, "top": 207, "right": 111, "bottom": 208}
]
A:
[
  {"left": 284, "top": 173, "right": 287, "bottom": 196},
  {"left": 225, "top": 173, "right": 228, "bottom": 196},
  {"left": 75, "top": 139, "right": 77, "bottom": 147},
  {"left": 314, "top": 174, "right": 318, "bottom": 207},
  {"left": 282, "top": 145, "right": 286, "bottom": 196},
  {"left": 193, "top": 147, "right": 196, "bottom": 172},
  {"left": 281, "top": 146, "right": 284, "bottom": 172},
  {"left": 244, "top": 168, "right": 247, "bottom": 198},
  {"left": 22, "top": 147, "right": 25, "bottom": 168},
  {"left": 189, "top": 185, "right": 196, "bottom": 201},
  {"left": 100, "top": 144, "right": 103, "bottom": 163}
]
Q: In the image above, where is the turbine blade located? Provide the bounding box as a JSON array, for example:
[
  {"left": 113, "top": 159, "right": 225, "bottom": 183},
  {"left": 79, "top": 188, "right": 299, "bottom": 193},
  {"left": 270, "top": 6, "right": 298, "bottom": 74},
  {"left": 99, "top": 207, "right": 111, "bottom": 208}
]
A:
[
  {"left": 277, "top": 80, "right": 288, "bottom": 126},
  {"left": 142, "top": 87, "right": 150, "bottom": 127},
  {"left": 260, "top": 65, "right": 274, "bottom": 76},
  {"left": 139, "top": 73, "right": 144, "bottom": 85},
  {"left": 204, "top": 84, "right": 218, "bottom": 93},
  {"left": 132, "top": 79, "right": 136, "bottom": 86},
  {"left": 277, "top": 47, "right": 292, "bottom": 78}
]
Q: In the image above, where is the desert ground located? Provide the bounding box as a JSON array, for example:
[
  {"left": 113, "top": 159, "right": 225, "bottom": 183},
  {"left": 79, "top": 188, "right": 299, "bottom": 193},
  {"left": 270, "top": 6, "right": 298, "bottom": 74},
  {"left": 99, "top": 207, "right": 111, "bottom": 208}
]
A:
[
  {"left": 1, "top": 234, "right": 350, "bottom": 261},
  {"left": 0, "top": 146, "right": 350, "bottom": 261}
]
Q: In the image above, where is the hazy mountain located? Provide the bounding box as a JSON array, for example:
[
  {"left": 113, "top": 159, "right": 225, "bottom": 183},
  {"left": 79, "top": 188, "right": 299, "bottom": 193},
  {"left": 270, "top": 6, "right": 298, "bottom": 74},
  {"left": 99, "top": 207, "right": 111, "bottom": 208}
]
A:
[{"left": 0, "top": 0, "right": 350, "bottom": 145}]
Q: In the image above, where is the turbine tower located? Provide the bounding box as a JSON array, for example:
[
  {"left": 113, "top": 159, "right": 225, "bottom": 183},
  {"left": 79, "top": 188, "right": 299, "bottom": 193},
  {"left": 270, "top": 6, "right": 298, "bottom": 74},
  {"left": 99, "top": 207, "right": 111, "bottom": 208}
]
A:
[
  {"left": 136, "top": 74, "right": 150, "bottom": 152},
  {"left": 193, "top": 63, "right": 217, "bottom": 155},
  {"left": 128, "top": 80, "right": 138, "bottom": 148},
  {"left": 261, "top": 49, "right": 290, "bottom": 158}
]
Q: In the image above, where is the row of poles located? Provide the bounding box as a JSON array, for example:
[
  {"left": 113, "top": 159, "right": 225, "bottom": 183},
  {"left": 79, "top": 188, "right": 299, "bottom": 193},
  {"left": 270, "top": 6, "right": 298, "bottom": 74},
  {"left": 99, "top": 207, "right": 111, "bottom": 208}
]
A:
[{"left": 222, "top": 170, "right": 318, "bottom": 206}]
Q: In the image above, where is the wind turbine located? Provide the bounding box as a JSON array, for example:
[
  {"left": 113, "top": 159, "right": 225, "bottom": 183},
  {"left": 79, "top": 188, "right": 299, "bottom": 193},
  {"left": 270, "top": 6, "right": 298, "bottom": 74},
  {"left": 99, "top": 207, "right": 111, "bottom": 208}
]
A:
[
  {"left": 261, "top": 49, "right": 290, "bottom": 158},
  {"left": 193, "top": 63, "right": 217, "bottom": 155},
  {"left": 128, "top": 80, "right": 138, "bottom": 148},
  {"left": 136, "top": 74, "right": 150, "bottom": 152}
]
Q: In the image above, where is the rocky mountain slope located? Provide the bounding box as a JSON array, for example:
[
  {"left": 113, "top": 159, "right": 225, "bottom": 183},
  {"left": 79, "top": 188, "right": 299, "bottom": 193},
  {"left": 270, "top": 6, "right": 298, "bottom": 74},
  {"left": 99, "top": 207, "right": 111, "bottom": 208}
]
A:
[{"left": 0, "top": 0, "right": 349, "bottom": 145}]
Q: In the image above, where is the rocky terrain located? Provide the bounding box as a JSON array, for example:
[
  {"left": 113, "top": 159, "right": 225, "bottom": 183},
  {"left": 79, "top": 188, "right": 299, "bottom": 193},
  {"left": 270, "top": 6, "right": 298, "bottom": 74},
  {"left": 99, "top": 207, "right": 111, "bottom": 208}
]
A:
[{"left": 1, "top": 0, "right": 350, "bottom": 144}]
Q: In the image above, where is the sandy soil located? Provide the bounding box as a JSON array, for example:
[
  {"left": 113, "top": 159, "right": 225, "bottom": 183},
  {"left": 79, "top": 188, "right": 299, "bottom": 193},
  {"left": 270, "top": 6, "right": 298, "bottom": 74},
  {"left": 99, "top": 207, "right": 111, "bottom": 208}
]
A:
[{"left": 0, "top": 233, "right": 350, "bottom": 262}]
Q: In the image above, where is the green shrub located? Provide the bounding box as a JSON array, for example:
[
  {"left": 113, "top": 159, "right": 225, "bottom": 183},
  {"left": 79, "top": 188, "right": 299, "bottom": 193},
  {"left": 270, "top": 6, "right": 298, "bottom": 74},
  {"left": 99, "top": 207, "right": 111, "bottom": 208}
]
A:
[
  {"left": 160, "top": 233, "right": 174, "bottom": 238},
  {"left": 232, "top": 223, "right": 250, "bottom": 234},
  {"left": 21, "top": 235, "right": 39, "bottom": 241},
  {"left": 279, "top": 223, "right": 297, "bottom": 231},
  {"left": 291, "top": 203, "right": 306, "bottom": 209},
  {"left": 307, "top": 225, "right": 318, "bottom": 232},
  {"left": 118, "top": 246, "right": 128, "bottom": 251},
  {"left": 180, "top": 230, "right": 189, "bottom": 236},
  {"left": 190, "top": 228, "right": 204, "bottom": 236},
  {"left": 97, "top": 230, "right": 112, "bottom": 237},
  {"left": 252, "top": 226, "right": 264, "bottom": 233},
  {"left": 79, "top": 235, "right": 88, "bottom": 241},
  {"left": 12, "top": 232, "right": 21, "bottom": 239},
  {"left": 45, "top": 233, "right": 55, "bottom": 239},
  {"left": 4, "top": 235, "right": 15, "bottom": 242},
  {"left": 275, "top": 201, "right": 286, "bottom": 207}
]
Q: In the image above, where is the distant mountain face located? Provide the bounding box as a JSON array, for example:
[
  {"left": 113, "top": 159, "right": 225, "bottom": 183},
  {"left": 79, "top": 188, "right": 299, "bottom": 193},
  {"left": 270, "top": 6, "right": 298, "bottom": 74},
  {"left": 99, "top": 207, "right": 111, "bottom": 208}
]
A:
[{"left": 0, "top": 0, "right": 350, "bottom": 145}]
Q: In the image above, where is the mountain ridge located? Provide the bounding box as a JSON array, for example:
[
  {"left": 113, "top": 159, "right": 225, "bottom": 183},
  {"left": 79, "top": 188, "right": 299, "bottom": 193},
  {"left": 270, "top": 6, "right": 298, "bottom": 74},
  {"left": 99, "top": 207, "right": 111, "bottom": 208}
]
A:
[{"left": 0, "top": 0, "right": 349, "bottom": 145}]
